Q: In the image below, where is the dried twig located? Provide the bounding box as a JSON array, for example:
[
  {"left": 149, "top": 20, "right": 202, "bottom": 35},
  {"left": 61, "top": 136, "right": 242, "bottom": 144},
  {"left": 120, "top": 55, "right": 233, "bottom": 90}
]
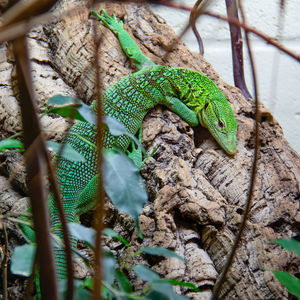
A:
[
  {"left": 90, "top": 2, "right": 105, "bottom": 299},
  {"left": 1, "top": 1, "right": 298, "bottom": 63},
  {"left": 24, "top": 251, "right": 37, "bottom": 300},
  {"left": 12, "top": 35, "right": 59, "bottom": 300},
  {"left": 5, "top": 0, "right": 76, "bottom": 298},
  {"left": 212, "top": 2, "right": 260, "bottom": 298},
  {"left": 160, "top": 3, "right": 300, "bottom": 64},
  {"left": 225, "top": 0, "right": 252, "bottom": 99},
  {"left": 0, "top": 0, "right": 56, "bottom": 25},
  {"left": 203, "top": 10, "right": 300, "bottom": 63},
  {"left": 189, "top": 0, "right": 204, "bottom": 55},
  {"left": 1, "top": 223, "right": 8, "bottom": 300}
]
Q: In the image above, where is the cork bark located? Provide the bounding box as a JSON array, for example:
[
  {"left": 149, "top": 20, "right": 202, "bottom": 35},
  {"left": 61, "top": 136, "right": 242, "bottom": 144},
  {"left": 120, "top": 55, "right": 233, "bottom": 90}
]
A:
[{"left": 0, "top": 1, "right": 299, "bottom": 299}]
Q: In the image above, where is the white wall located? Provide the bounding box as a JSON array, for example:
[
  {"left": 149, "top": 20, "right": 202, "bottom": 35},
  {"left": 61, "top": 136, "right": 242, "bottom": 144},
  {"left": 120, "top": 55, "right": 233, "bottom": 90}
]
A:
[{"left": 151, "top": 0, "right": 300, "bottom": 154}]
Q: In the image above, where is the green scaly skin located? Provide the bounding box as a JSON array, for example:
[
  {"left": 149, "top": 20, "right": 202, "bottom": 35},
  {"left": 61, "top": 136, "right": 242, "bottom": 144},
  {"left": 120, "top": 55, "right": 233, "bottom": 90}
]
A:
[{"left": 20, "top": 9, "right": 237, "bottom": 282}]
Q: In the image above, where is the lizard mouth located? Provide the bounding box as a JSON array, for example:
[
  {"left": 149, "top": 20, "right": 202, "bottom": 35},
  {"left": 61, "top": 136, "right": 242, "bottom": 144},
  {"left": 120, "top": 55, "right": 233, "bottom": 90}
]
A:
[
  {"left": 221, "top": 133, "right": 237, "bottom": 155},
  {"left": 208, "top": 127, "right": 237, "bottom": 155}
]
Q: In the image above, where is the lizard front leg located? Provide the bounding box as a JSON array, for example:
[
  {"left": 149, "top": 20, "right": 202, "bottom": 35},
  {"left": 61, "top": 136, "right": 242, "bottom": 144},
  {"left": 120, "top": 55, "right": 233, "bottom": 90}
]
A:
[{"left": 163, "top": 96, "right": 199, "bottom": 127}]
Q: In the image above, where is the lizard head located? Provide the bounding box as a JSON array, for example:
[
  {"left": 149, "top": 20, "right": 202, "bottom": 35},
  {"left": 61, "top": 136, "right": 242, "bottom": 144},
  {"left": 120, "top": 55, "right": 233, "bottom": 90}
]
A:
[
  {"left": 169, "top": 68, "right": 238, "bottom": 155},
  {"left": 198, "top": 96, "right": 237, "bottom": 155}
]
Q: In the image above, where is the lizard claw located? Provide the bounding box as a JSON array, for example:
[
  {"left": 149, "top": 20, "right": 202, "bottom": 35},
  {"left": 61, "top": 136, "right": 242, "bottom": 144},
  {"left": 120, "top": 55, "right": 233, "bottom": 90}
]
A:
[{"left": 90, "top": 9, "right": 124, "bottom": 34}]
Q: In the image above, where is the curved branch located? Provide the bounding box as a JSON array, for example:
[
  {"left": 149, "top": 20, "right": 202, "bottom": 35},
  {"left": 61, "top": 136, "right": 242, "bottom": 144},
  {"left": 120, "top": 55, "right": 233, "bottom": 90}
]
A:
[
  {"left": 12, "top": 36, "right": 59, "bottom": 300},
  {"left": 91, "top": 3, "right": 105, "bottom": 299},
  {"left": 225, "top": 0, "right": 252, "bottom": 99},
  {"left": 212, "top": 2, "right": 260, "bottom": 298},
  {"left": 189, "top": 0, "right": 204, "bottom": 55},
  {"left": 202, "top": 10, "right": 300, "bottom": 63}
]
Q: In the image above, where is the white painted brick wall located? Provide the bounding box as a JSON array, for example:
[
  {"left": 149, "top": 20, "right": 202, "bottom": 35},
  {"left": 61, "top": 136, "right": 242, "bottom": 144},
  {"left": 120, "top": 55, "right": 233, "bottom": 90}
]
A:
[{"left": 151, "top": 0, "right": 300, "bottom": 154}]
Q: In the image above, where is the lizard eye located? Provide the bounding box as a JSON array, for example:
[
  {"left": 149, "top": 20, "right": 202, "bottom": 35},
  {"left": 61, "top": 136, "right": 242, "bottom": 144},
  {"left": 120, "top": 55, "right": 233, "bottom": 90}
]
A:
[{"left": 218, "top": 119, "right": 224, "bottom": 128}]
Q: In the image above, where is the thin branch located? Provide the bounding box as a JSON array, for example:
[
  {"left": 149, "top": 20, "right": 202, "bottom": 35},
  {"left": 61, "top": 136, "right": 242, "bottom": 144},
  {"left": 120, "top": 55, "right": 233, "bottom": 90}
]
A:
[
  {"left": 202, "top": 10, "right": 300, "bottom": 63},
  {"left": 0, "top": 1, "right": 298, "bottom": 64},
  {"left": 189, "top": 0, "right": 205, "bottom": 55},
  {"left": 162, "top": 0, "right": 211, "bottom": 61},
  {"left": 1, "top": 222, "right": 8, "bottom": 300},
  {"left": 12, "top": 36, "right": 59, "bottom": 300},
  {"left": 5, "top": 128, "right": 75, "bottom": 299},
  {"left": 0, "top": 0, "right": 56, "bottom": 26},
  {"left": 212, "top": 2, "right": 260, "bottom": 298},
  {"left": 162, "top": 5, "right": 300, "bottom": 64},
  {"left": 3, "top": 0, "right": 78, "bottom": 297},
  {"left": 225, "top": 0, "right": 252, "bottom": 99},
  {"left": 24, "top": 250, "right": 37, "bottom": 300},
  {"left": 90, "top": 2, "right": 105, "bottom": 299},
  {"left": 0, "top": 2, "right": 86, "bottom": 43},
  {"left": 2, "top": 4, "right": 62, "bottom": 299}
]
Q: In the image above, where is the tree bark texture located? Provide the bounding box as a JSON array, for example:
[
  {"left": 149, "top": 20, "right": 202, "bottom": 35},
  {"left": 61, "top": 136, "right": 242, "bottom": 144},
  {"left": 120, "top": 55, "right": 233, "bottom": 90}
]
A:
[{"left": 0, "top": 1, "right": 299, "bottom": 299}]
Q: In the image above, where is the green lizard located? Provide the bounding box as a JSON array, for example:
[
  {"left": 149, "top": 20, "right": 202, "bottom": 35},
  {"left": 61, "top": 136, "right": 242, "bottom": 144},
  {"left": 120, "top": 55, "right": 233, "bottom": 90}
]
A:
[{"left": 20, "top": 9, "right": 237, "bottom": 281}]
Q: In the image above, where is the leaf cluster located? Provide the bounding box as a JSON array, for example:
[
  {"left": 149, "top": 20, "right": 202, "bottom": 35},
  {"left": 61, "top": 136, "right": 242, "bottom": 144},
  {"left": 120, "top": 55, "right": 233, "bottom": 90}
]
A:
[
  {"left": 7, "top": 95, "right": 197, "bottom": 299},
  {"left": 1, "top": 95, "right": 147, "bottom": 230},
  {"left": 269, "top": 238, "right": 300, "bottom": 299},
  {"left": 11, "top": 223, "right": 199, "bottom": 299}
]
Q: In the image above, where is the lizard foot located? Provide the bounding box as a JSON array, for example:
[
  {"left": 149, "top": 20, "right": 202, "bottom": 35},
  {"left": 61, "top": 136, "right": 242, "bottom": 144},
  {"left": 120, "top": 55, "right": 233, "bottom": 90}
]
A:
[
  {"left": 126, "top": 127, "right": 157, "bottom": 170},
  {"left": 90, "top": 9, "right": 124, "bottom": 34}
]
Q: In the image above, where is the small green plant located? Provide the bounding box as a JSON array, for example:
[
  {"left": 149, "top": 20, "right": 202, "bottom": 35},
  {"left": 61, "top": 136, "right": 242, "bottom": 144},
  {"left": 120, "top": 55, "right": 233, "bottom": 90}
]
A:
[
  {"left": 7, "top": 94, "right": 198, "bottom": 299},
  {"left": 11, "top": 224, "right": 200, "bottom": 299},
  {"left": 269, "top": 237, "right": 300, "bottom": 299}
]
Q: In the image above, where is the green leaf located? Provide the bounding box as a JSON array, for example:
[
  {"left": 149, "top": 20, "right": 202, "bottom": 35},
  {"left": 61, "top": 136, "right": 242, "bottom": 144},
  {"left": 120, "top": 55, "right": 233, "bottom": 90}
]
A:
[
  {"left": 47, "top": 140, "right": 86, "bottom": 162},
  {"left": 103, "top": 116, "right": 145, "bottom": 153},
  {"left": 103, "top": 250, "right": 116, "bottom": 285},
  {"left": 115, "top": 269, "right": 133, "bottom": 293},
  {"left": 69, "top": 224, "right": 130, "bottom": 249},
  {"left": 73, "top": 287, "right": 91, "bottom": 300},
  {"left": 133, "top": 265, "right": 189, "bottom": 299},
  {"left": 272, "top": 238, "right": 300, "bottom": 256},
  {"left": 83, "top": 278, "right": 93, "bottom": 290},
  {"left": 49, "top": 106, "right": 84, "bottom": 121},
  {"left": 151, "top": 282, "right": 189, "bottom": 300},
  {"left": 68, "top": 222, "right": 95, "bottom": 248},
  {"left": 272, "top": 270, "right": 300, "bottom": 298},
  {"left": 10, "top": 244, "right": 35, "bottom": 277},
  {"left": 48, "top": 95, "right": 80, "bottom": 106},
  {"left": 102, "top": 148, "right": 148, "bottom": 233},
  {"left": 145, "top": 290, "right": 169, "bottom": 300},
  {"left": 0, "top": 138, "right": 23, "bottom": 151},
  {"left": 101, "top": 285, "right": 114, "bottom": 300},
  {"left": 102, "top": 228, "right": 130, "bottom": 247},
  {"left": 48, "top": 95, "right": 96, "bottom": 125},
  {"left": 152, "top": 279, "right": 200, "bottom": 292},
  {"left": 58, "top": 279, "right": 92, "bottom": 300},
  {"left": 133, "top": 265, "right": 160, "bottom": 282},
  {"left": 141, "top": 247, "right": 184, "bottom": 261}
]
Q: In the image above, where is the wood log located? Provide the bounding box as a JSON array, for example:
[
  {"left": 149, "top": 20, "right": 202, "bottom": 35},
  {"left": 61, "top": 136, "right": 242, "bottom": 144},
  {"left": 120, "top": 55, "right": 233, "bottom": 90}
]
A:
[{"left": 0, "top": 1, "right": 299, "bottom": 299}]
